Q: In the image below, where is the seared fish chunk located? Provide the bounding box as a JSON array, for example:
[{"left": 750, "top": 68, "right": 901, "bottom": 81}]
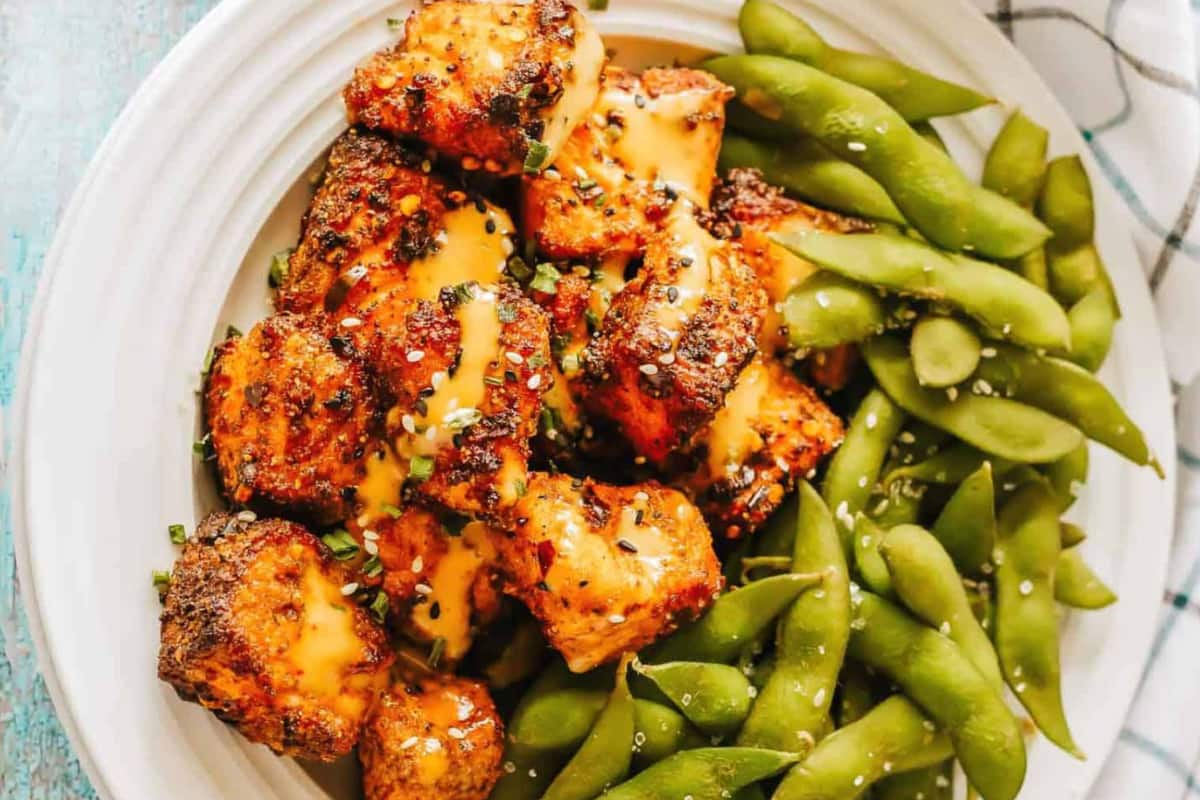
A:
[
  {"left": 704, "top": 167, "right": 871, "bottom": 351},
  {"left": 521, "top": 66, "right": 733, "bottom": 260},
  {"left": 204, "top": 313, "right": 381, "bottom": 525},
  {"left": 360, "top": 675, "right": 504, "bottom": 800},
  {"left": 491, "top": 472, "right": 722, "bottom": 672},
  {"left": 157, "top": 513, "right": 393, "bottom": 761},
  {"left": 580, "top": 212, "right": 767, "bottom": 464},
  {"left": 677, "top": 357, "right": 844, "bottom": 539},
  {"left": 344, "top": 0, "right": 604, "bottom": 176}
]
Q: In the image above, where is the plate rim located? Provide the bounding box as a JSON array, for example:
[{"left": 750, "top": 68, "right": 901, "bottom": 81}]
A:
[{"left": 11, "top": 1, "right": 1177, "bottom": 798}]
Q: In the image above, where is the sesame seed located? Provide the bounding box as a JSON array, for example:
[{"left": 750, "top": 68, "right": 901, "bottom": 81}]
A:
[
  {"left": 634, "top": 491, "right": 649, "bottom": 502},
  {"left": 865, "top": 412, "right": 878, "bottom": 430},
  {"left": 1019, "top": 579, "right": 1033, "bottom": 596},
  {"left": 946, "top": 386, "right": 959, "bottom": 401},
  {"left": 364, "top": 539, "right": 379, "bottom": 556},
  {"left": 362, "top": 529, "right": 379, "bottom": 541},
  {"left": 658, "top": 352, "right": 676, "bottom": 365},
  {"left": 425, "top": 425, "right": 438, "bottom": 440},
  {"left": 236, "top": 510, "right": 257, "bottom": 522},
  {"left": 639, "top": 363, "right": 659, "bottom": 375},
  {"left": 340, "top": 317, "right": 363, "bottom": 328},
  {"left": 847, "top": 141, "right": 867, "bottom": 152},
  {"left": 415, "top": 583, "right": 433, "bottom": 595},
  {"left": 939, "top": 621, "right": 951, "bottom": 635},
  {"left": 714, "top": 352, "right": 729, "bottom": 367},
  {"left": 401, "top": 736, "right": 420, "bottom": 750},
  {"left": 981, "top": 347, "right": 997, "bottom": 358},
  {"left": 412, "top": 556, "right": 424, "bottom": 573},
  {"left": 431, "top": 371, "right": 446, "bottom": 389},
  {"left": 812, "top": 687, "right": 826, "bottom": 707},
  {"left": 505, "top": 351, "right": 524, "bottom": 364},
  {"left": 407, "top": 350, "right": 425, "bottom": 363},
  {"left": 341, "top": 582, "right": 359, "bottom": 595},
  {"left": 503, "top": 762, "right": 516, "bottom": 774},
  {"left": 815, "top": 291, "right": 831, "bottom": 309},
  {"left": 853, "top": 775, "right": 865, "bottom": 787},
  {"left": 608, "top": 614, "right": 626, "bottom": 624},
  {"left": 527, "top": 374, "right": 543, "bottom": 390},
  {"left": 402, "top": 414, "right": 416, "bottom": 434},
  {"left": 448, "top": 727, "right": 466, "bottom": 739}
]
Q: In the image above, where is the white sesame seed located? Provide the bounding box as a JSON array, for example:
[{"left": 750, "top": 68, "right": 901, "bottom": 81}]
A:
[
  {"left": 339, "top": 317, "right": 363, "bottom": 329},
  {"left": 680, "top": 693, "right": 693, "bottom": 707},
  {"left": 865, "top": 412, "right": 878, "bottom": 430},
  {"left": 898, "top": 431, "right": 916, "bottom": 444},
  {"left": 448, "top": 727, "right": 466, "bottom": 739},
  {"left": 946, "top": 386, "right": 959, "bottom": 401},
  {"left": 364, "top": 539, "right": 379, "bottom": 556},
  {"left": 407, "top": 350, "right": 425, "bottom": 363},
  {"left": 639, "top": 363, "right": 659, "bottom": 375},
  {"left": 935, "top": 775, "right": 950, "bottom": 788},
  {"left": 236, "top": 510, "right": 257, "bottom": 523},
  {"left": 812, "top": 687, "right": 827, "bottom": 707},
  {"left": 362, "top": 529, "right": 379, "bottom": 541},
  {"left": 1019, "top": 579, "right": 1034, "bottom": 596},
  {"left": 634, "top": 491, "right": 649, "bottom": 502},
  {"left": 847, "top": 141, "right": 867, "bottom": 152},
  {"left": 853, "top": 775, "right": 865, "bottom": 787},
  {"left": 981, "top": 346, "right": 997, "bottom": 358},
  {"left": 431, "top": 371, "right": 446, "bottom": 389},
  {"left": 341, "top": 582, "right": 359, "bottom": 596},
  {"left": 608, "top": 614, "right": 626, "bottom": 624},
  {"left": 505, "top": 351, "right": 524, "bottom": 364},
  {"left": 939, "top": 621, "right": 951, "bottom": 635},
  {"left": 412, "top": 556, "right": 424, "bottom": 573},
  {"left": 714, "top": 352, "right": 729, "bottom": 367},
  {"left": 426, "top": 425, "right": 438, "bottom": 440},
  {"left": 815, "top": 291, "right": 831, "bottom": 308},
  {"left": 658, "top": 352, "right": 676, "bottom": 365},
  {"left": 527, "top": 374, "right": 543, "bottom": 390},
  {"left": 857, "top": 476, "right": 868, "bottom": 488},
  {"left": 402, "top": 414, "right": 416, "bottom": 434},
  {"left": 401, "top": 736, "right": 420, "bottom": 750},
  {"left": 415, "top": 583, "right": 433, "bottom": 595},
  {"left": 503, "top": 761, "right": 516, "bottom": 774}
]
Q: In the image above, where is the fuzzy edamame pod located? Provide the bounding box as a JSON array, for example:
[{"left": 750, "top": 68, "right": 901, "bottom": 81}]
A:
[
  {"left": 931, "top": 462, "right": 997, "bottom": 575},
  {"left": 719, "top": 132, "right": 906, "bottom": 224},
  {"left": 880, "top": 524, "right": 1004, "bottom": 690},
  {"left": 783, "top": 272, "right": 890, "bottom": 349},
  {"left": 823, "top": 389, "right": 907, "bottom": 555},
  {"left": 603, "top": 748, "right": 800, "bottom": 800},
  {"left": 635, "top": 661, "right": 754, "bottom": 738},
  {"left": 1041, "top": 441, "right": 1089, "bottom": 512},
  {"left": 863, "top": 336, "right": 1085, "bottom": 464},
  {"left": 648, "top": 572, "right": 824, "bottom": 664},
  {"left": 994, "top": 484, "right": 1083, "bottom": 758},
  {"left": 853, "top": 513, "right": 895, "bottom": 597},
  {"left": 737, "top": 0, "right": 992, "bottom": 121},
  {"left": 542, "top": 657, "right": 636, "bottom": 800},
  {"left": 982, "top": 110, "right": 1049, "bottom": 208},
  {"left": 702, "top": 55, "right": 1047, "bottom": 260},
  {"left": 632, "top": 699, "right": 707, "bottom": 770},
  {"left": 911, "top": 316, "right": 982, "bottom": 388},
  {"left": 972, "top": 342, "right": 1159, "bottom": 474},
  {"left": 847, "top": 591, "right": 1026, "bottom": 800},
  {"left": 738, "top": 482, "right": 851, "bottom": 751},
  {"left": 773, "top": 695, "right": 954, "bottom": 800},
  {"left": 1065, "top": 285, "right": 1116, "bottom": 372},
  {"left": 1055, "top": 548, "right": 1117, "bottom": 609},
  {"left": 776, "top": 231, "right": 1070, "bottom": 351}
]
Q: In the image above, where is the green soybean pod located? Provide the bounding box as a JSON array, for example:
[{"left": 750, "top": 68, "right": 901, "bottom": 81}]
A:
[
  {"left": 737, "top": 0, "right": 993, "bottom": 121},
  {"left": 930, "top": 462, "right": 997, "bottom": 575},
  {"left": 853, "top": 513, "right": 895, "bottom": 598},
  {"left": 876, "top": 761, "right": 954, "bottom": 800},
  {"left": 702, "top": 55, "right": 1047, "bottom": 260},
  {"left": 911, "top": 316, "right": 983, "bottom": 388},
  {"left": 863, "top": 336, "right": 1085, "bottom": 464},
  {"left": 635, "top": 662, "right": 754, "bottom": 738},
  {"left": 994, "top": 484, "right": 1083, "bottom": 758},
  {"left": 886, "top": 442, "right": 1015, "bottom": 487},
  {"left": 890, "top": 421, "right": 951, "bottom": 467},
  {"left": 783, "top": 272, "right": 890, "bottom": 349},
  {"left": 1041, "top": 441, "right": 1089, "bottom": 512},
  {"left": 603, "top": 748, "right": 801, "bottom": 800},
  {"left": 543, "top": 658, "right": 636, "bottom": 800},
  {"left": 972, "top": 342, "right": 1159, "bottom": 474},
  {"left": 982, "top": 110, "right": 1049, "bottom": 209},
  {"left": 719, "top": 132, "right": 907, "bottom": 224},
  {"left": 836, "top": 661, "right": 878, "bottom": 728},
  {"left": 1018, "top": 246, "right": 1051, "bottom": 291},
  {"left": 1038, "top": 156, "right": 1119, "bottom": 312},
  {"left": 632, "top": 699, "right": 707, "bottom": 770},
  {"left": 823, "top": 389, "right": 907, "bottom": 556},
  {"left": 913, "top": 121, "right": 949, "bottom": 153},
  {"left": 648, "top": 572, "right": 823, "bottom": 664},
  {"left": 1055, "top": 549, "right": 1117, "bottom": 610},
  {"left": 1065, "top": 285, "right": 1116, "bottom": 372},
  {"left": 776, "top": 230, "right": 1070, "bottom": 351},
  {"left": 1060, "top": 521, "right": 1088, "bottom": 549},
  {"left": 484, "top": 620, "right": 547, "bottom": 689},
  {"left": 880, "top": 525, "right": 1004, "bottom": 690},
  {"left": 738, "top": 482, "right": 851, "bottom": 751},
  {"left": 847, "top": 592, "right": 1026, "bottom": 800},
  {"left": 774, "top": 695, "right": 954, "bottom": 800}
]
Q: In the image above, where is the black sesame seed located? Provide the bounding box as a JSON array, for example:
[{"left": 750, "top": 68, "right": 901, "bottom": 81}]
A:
[
  {"left": 617, "top": 538, "right": 638, "bottom": 553},
  {"left": 634, "top": 509, "right": 644, "bottom": 525},
  {"left": 485, "top": 218, "right": 497, "bottom": 234},
  {"left": 429, "top": 601, "right": 441, "bottom": 619}
]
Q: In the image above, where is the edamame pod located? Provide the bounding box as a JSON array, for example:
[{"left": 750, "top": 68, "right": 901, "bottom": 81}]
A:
[
  {"left": 737, "top": 0, "right": 992, "bottom": 121},
  {"left": 875, "top": 761, "right": 954, "bottom": 800},
  {"left": 543, "top": 658, "right": 636, "bottom": 800},
  {"left": 739, "top": 482, "right": 851, "bottom": 751},
  {"left": 994, "top": 485, "right": 1083, "bottom": 758},
  {"left": 776, "top": 231, "right": 1070, "bottom": 351},
  {"left": 886, "top": 442, "right": 1013, "bottom": 487},
  {"left": 863, "top": 336, "right": 1085, "bottom": 463},
  {"left": 603, "top": 748, "right": 800, "bottom": 800},
  {"left": 773, "top": 695, "right": 954, "bottom": 800},
  {"left": 1041, "top": 442, "right": 1089, "bottom": 512},
  {"left": 881, "top": 525, "right": 1004, "bottom": 690},
  {"left": 889, "top": 421, "right": 951, "bottom": 467},
  {"left": 1055, "top": 548, "right": 1117, "bottom": 610},
  {"left": 911, "top": 316, "right": 982, "bottom": 388},
  {"left": 972, "top": 342, "right": 1159, "bottom": 473},
  {"left": 982, "top": 110, "right": 1049, "bottom": 209},
  {"left": 1060, "top": 522, "right": 1087, "bottom": 549},
  {"left": 632, "top": 699, "right": 707, "bottom": 770},
  {"left": 783, "top": 272, "right": 890, "bottom": 349},
  {"left": 869, "top": 484, "right": 924, "bottom": 528},
  {"left": 914, "top": 121, "right": 949, "bottom": 153},
  {"left": 847, "top": 591, "right": 1026, "bottom": 800},
  {"left": 648, "top": 572, "right": 824, "bottom": 664},
  {"left": 702, "top": 55, "right": 1047, "bottom": 259},
  {"left": 1038, "top": 156, "right": 1119, "bottom": 312},
  {"left": 635, "top": 661, "right": 754, "bottom": 738},
  {"left": 853, "top": 514, "right": 895, "bottom": 597},
  {"left": 823, "top": 389, "right": 907, "bottom": 556},
  {"left": 484, "top": 620, "right": 546, "bottom": 689},
  {"left": 836, "top": 662, "right": 877, "bottom": 728},
  {"left": 1065, "top": 285, "right": 1116, "bottom": 372},
  {"left": 930, "top": 462, "right": 997, "bottom": 575},
  {"left": 720, "top": 132, "right": 906, "bottom": 224}
]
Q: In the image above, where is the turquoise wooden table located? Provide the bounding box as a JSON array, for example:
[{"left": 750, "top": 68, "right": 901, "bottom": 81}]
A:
[{"left": 0, "top": 3, "right": 218, "bottom": 796}]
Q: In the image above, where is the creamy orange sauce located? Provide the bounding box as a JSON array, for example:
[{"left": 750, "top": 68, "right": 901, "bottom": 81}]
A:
[
  {"left": 356, "top": 447, "right": 406, "bottom": 526},
  {"left": 652, "top": 207, "right": 731, "bottom": 335},
  {"left": 289, "top": 567, "right": 371, "bottom": 717},
  {"left": 539, "top": 23, "right": 605, "bottom": 162},
  {"left": 409, "top": 522, "right": 497, "bottom": 660},
  {"left": 703, "top": 358, "right": 769, "bottom": 478},
  {"left": 407, "top": 205, "right": 514, "bottom": 301}
]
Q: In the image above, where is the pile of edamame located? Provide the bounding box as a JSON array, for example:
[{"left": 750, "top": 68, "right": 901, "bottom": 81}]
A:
[{"left": 490, "top": 2, "right": 1157, "bottom": 798}]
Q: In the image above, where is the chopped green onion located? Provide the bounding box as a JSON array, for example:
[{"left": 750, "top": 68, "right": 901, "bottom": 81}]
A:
[
  {"left": 507, "top": 255, "right": 533, "bottom": 282},
  {"left": 452, "top": 282, "right": 476, "bottom": 304},
  {"left": 382, "top": 503, "right": 404, "bottom": 519},
  {"left": 168, "top": 524, "right": 187, "bottom": 545},
  {"left": 497, "top": 304, "right": 518, "bottom": 324},
  {"left": 428, "top": 636, "right": 447, "bottom": 667},
  {"left": 361, "top": 555, "right": 383, "bottom": 578},
  {"left": 368, "top": 591, "right": 390, "bottom": 623},
  {"left": 527, "top": 353, "right": 547, "bottom": 369},
  {"left": 561, "top": 353, "right": 581, "bottom": 373},
  {"left": 225, "top": 324, "right": 242, "bottom": 340},
  {"left": 514, "top": 478, "right": 528, "bottom": 498},
  {"left": 588, "top": 0, "right": 609, "bottom": 8},
  {"left": 152, "top": 570, "right": 172, "bottom": 591},
  {"left": 322, "top": 529, "right": 360, "bottom": 560},
  {"left": 530, "top": 263, "right": 562, "bottom": 294},
  {"left": 386, "top": 17, "right": 404, "bottom": 31},
  {"left": 523, "top": 139, "right": 551, "bottom": 174},
  {"left": 409, "top": 455, "right": 435, "bottom": 482},
  {"left": 268, "top": 248, "right": 293, "bottom": 288},
  {"left": 443, "top": 408, "right": 483, "bottom": 431}
]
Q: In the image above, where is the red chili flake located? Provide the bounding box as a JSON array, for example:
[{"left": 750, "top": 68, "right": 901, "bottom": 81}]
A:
[{"left": 536, "top": 540, "right": 556, "bottom": 574}]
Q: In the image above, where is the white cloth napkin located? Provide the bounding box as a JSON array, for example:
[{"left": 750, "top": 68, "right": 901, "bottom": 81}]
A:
[{"left": 969, "top": 0, "right": 1200, "bottom": 795}]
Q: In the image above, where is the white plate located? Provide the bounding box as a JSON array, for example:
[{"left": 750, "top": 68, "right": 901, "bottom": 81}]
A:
[{"left": 12, "top": 1, "right": 1176, "bottom": 798}]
